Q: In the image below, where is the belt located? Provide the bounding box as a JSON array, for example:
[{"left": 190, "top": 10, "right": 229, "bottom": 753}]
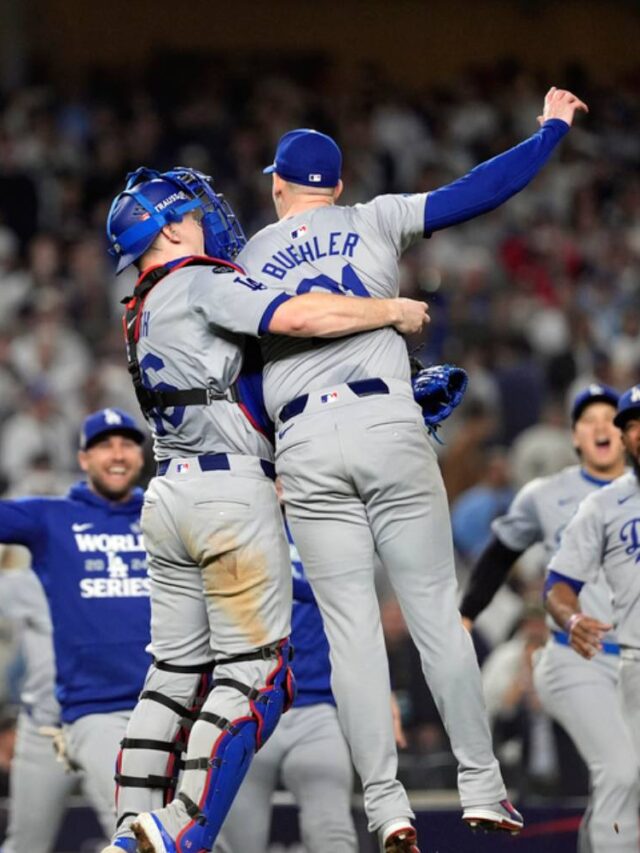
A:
[
  {"left": 552, "top": 630, "right": 620, "bottom": 656},
  {"left": 278, "top": 378, "right": 390, "bottom": 424},
  {"left": 157, "top": 454, "right": 275, "bottom": 480}
]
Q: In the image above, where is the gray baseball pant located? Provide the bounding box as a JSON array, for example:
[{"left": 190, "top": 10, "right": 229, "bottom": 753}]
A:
[
  {"left": 534, "top": 642, "right": 640, "bottom": 852},
  {"left": 2, "top": 712, "right": 79, "bottom": 853},
  {"left": 215, "top": 702, "right": 357, "bottom": 853},
  {"left": 113, "top": 457, "right": 292, "bottom": 845},
  {"left": 275, "top": 381, "right": 505, "bottom": 833},
  {"left": 65, "top": 710, "right": 132, "bottom": 840}
]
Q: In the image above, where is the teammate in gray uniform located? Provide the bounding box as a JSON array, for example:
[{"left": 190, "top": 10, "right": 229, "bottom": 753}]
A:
[
  {"left": 103, "top": 167, "right": 428, "bottom": 853},
  {"left": 461, "top": 385, "right": 639, "bottom": 853},
  {"left": 0, "top": 566, "right": 80, "bottom": 853},
  {"left": 239, "top": 86, "right": 587, "bottom": 852},
  {"left": 546, "top": 384, "right": 640, "bottom": 790}
]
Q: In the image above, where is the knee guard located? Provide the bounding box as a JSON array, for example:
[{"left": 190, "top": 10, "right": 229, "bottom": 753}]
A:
[
  {"left": 115, "top": 660, "right": 213, "bottom": 830},
  {"left": 175, "top": 639, "right": 295, "bottom": 851}
]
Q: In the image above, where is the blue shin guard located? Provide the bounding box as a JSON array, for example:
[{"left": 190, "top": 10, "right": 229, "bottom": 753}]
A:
[{"left": 174, "top": 639, "right": 295, "bottom": 852}]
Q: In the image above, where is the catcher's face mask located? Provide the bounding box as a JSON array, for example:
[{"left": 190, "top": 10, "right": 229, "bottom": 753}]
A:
[{"left": 161, "top": 167, "right": 246, "bottom": 262}]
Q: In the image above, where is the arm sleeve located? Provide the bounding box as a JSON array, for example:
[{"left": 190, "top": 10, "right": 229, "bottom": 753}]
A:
[
  {"left": 424, "top": 119, "right": 569, "bottom": 233},
  {"left": 547, "top": 493, "right": 605, "bottom": 585},
  {"left": 460, "top": 536, "right": 524, "bottom": 620},
  {"left": 191, "top": 269, "right": 292, "bottom": 337},
  {"left": 0, "top": 499, "right": 45, "bottom": 550}
]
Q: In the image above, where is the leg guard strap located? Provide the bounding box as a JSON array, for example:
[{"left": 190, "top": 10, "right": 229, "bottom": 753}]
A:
[
  {"left": 115, "top": 773, "right": 175, "bottom": 790},
  {"left": 213, "top": 677, "right": 261, "bottom": 701},
  {"left": 140, "top": 691, "right": 197, "bottom": 727},
  {"left": 178, "top": 792, "right": 207, "bottom": 826},
  {"left": 154, "top": 659, "right": 215, "bottom": 674},
  {"left": 121, "top": 738, "right": 186, "bottom": 753}
]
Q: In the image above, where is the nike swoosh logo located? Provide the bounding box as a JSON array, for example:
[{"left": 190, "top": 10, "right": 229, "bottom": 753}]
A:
[
  {"left": 618, "top": 494, "right": 635, "bottom": 505},
  {"left": 72, "top": 523, "right": 94, "bottom": 532},
  {"left": 278, "top": 423, "right": 295, "bottom": 440}
]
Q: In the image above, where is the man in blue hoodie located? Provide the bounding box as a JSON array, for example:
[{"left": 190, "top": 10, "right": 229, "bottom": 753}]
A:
[{"left": 0, "top": 407, "right": 152, "bottom": 850}]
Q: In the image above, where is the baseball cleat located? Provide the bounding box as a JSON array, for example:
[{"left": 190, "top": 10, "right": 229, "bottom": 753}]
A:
[
  {"left": 462, "top": 799, "right": 524, "bottom": 835},
  {"left": 380, "top": 820, "right": 421, "bottom": 852},
  {"left": 131, "top": 813, "right": 176, "bottom": 853}
]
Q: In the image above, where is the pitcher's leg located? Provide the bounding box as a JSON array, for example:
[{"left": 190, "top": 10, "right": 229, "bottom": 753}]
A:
[{"left": 364, "top": 434, "right": 505, "bottom": 808}]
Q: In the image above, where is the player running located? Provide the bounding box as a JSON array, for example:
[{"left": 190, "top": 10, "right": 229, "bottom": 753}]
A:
[
  {"left": 0, "top": 408, "right": 150, "bottom": 848},
  {"left": 102, "top": 167, "right": 428, "bottom": 853},
  {"left": 461, "top": 385, "right": 639, "bottom": 852},
  {"left": 545, "top": 385, "right": 640, "bottom": 844},
  {"left": 237, "top": 85, "right": 587, "bottom": 852}
]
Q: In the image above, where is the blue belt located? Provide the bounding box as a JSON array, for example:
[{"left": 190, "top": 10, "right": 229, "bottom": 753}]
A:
[
  {"left": 157, "top": 453, "right": 275, "bottom": 480},
  {"left": 552, "top": 630, "right": 620, "bottom": 656},
  {"left": 279, "top": 378, "right": 390, "bottom": 424}
]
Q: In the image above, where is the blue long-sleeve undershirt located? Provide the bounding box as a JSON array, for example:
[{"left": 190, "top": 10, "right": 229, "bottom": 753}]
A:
[{"left": 424, "top": 118, "right": 570, "bottom": 233}]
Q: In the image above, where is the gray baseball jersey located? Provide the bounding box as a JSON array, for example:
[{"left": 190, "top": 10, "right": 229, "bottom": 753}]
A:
[
  {"left": 238, "top": 195, "right": 426, "bottom": 418},
  {"left": 548, "top": 471, "right": 640, "bottom": 647},
  {"left": 0, "top": 567, "right": 59, "bottom": 727},
  {"left": 235, "top": 197, "right": 508, "bottom": 833},
  {"left": 493, "top": 465, "right": 617, "bottom": 634},
  {"left": 135, "top": 266, "right": 289, "bottom": 460}
]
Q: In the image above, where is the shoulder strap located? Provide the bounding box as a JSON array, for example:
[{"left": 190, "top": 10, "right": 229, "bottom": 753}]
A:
[{"left": 121, "top": 257, "right": 239, "bottom": 415}]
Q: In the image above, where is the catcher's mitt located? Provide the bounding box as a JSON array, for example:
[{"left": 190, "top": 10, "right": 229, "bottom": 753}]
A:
[{"left": 410, "top": 360, "right": 468, "bottom": 433}]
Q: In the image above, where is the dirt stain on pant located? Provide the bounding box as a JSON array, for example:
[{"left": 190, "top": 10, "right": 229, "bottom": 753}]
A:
[{"left": 201, "top": 530, "right": 270, "bottom": 649}]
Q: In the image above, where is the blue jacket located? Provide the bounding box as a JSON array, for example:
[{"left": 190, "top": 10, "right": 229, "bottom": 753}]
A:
[
  {"left": 0, "top": 481, "right": 151, "bottom": 722},
  {"left": 286, "top": 524, "right": 334, "bottom": 708}
]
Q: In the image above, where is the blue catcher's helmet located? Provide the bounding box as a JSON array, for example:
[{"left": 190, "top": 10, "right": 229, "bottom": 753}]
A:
[
  {"left": 162, "top": 166, "right": 246, "bottom": 263},
  {"left": 106, "top": 166, "right": 246, "bottom": 274}
]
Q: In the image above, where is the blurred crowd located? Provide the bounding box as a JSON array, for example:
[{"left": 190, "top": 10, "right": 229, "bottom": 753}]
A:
[{"left": 1, "top": 54, "right": 639, "bottom": 801}]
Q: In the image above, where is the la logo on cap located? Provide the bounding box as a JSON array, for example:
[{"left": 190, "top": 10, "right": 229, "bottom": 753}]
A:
[
  {"left": 104, "top": 408, "right": 123, "bottom": 425},
  {"left": 631, "top": 386, "right": 640, "bottom": 403}
]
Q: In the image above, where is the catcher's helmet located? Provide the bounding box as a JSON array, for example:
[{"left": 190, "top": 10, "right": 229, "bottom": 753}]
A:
[{"left": 106, "top": 167, "right": 246, "bottom": 274}]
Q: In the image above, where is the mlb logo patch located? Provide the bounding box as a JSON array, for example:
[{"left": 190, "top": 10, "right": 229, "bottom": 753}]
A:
[
  {"left": 308, "top": 173, "right": 322, "bottom": 183},
  {"left": 291, "top": 224, "right": 308, "bottom": 240},
  {"left": 176, "top": 462, "right": 190, "bottom": 474},
  {"left": 321, "top": 392, "right": 339, "bottom": 404}
]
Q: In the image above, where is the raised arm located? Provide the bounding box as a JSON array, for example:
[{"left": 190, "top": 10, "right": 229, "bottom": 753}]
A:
[{"left": 425, "top": 87, "right": 588, "bottom": 234}]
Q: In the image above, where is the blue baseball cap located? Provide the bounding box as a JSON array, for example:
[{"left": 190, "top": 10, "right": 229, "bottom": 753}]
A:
[
  {"left": 571, "top": 383, "right": 619, "bottom": 425},
  {"left": 614, "top": 384, "right": 640, "bottom": 429},
  {"left": 263, "top": 129, "right": 342, "bottom": 188},
  {"left": 80, "top": 408, "right": 146, "bottom": 450}
]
